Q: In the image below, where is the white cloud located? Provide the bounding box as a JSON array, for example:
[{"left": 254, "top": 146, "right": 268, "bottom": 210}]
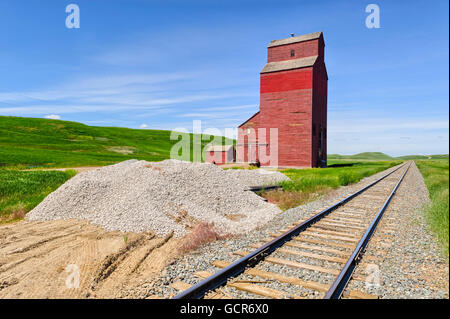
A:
[
  {"left": 73, "top": 73, "right": 196, "bottom": 90},
  {"left": 178, "top": 113, "right": 217, "bottom": 118},
  {"left": 0, "top": 71, "right": 254, "bottom": 117},
  {"left": 44, "top": 114, "right": 61, "bottom": 120},
  {"left": 139, "top": 123, "right": 148, "bottom": 129},
  {"left": 329, "top": 118, "right": 449, "bottom": 134},
  {"left": 199, "top": 104, "right": 258, "bottom": 112}
]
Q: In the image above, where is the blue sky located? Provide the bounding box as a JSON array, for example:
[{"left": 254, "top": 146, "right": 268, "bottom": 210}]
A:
[{"left": 0, "top": 0, "right": 448, "bottom": 156}]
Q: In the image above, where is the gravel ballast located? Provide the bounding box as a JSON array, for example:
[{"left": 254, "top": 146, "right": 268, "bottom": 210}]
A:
[
  {"left": 346, "top": 161, "right": 449, "bottom": 299},
  {"left": 119, "top": 163, "right": 448, "bottom": 299},
  {"left": 26, "top": 159, "right": 289, "bottom": 237}
]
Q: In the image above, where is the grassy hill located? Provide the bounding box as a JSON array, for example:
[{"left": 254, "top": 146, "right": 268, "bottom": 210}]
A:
[
  {"left": 0, "top": 116, "right": 232, "bottom": 168},
  {"left": 397, "top": 154, "right": 449, "bottom": 160},
  {"left": 328, "top": 152, "right": 394, "bottom": 160},
  {"left": 329, "top": 152, "right": 449, "bottom": 161}
]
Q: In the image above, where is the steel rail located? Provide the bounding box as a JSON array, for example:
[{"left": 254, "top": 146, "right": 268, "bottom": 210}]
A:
[
  {"left": 324, "top": 162, "right": 411, "bottom": 299},
  {"left": 173, "top": 163, "right": 407, "bottom": 299}
]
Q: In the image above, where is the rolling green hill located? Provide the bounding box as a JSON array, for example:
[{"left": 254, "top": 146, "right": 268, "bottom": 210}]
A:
[
  {"left": 329, "top": 152, "right": 448, "bottom": 161},
  {"left": 0, "top": 116, "right": 232, "bottom": 168},
  {"left": 397, "top": 154, "right": 449, "bottom": 160},
  {"left": 328, "top": 152, "right": 394, "bottom": 160}
]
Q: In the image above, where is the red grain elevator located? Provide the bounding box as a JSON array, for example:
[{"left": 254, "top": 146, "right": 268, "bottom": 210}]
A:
[{"left": 237, "top": 31, "right": 328, "bottom": 168}]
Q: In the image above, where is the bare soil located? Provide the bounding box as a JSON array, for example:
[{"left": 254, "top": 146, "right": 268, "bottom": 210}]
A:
[{"left": 0, "top": 219, "right": 179, "bottom": 299}]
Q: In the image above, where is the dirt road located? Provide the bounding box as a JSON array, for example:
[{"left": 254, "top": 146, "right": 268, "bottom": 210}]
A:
[{"left": 0, "top": 220, "right": 179, "bottom": 298}]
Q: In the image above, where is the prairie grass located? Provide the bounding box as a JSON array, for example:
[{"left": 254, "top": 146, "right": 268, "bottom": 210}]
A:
[
  {"left": 0, "top": 169, "right": 76, "bottom": 223},
  {"left": 261, "top": 161, "right": 401, "bottom": 210},
  {"left": 416, "top": 160, "right": 449, "bottom": 257},
  {"left": 0, "top": 116, "right": 232, "bottom": 168}
]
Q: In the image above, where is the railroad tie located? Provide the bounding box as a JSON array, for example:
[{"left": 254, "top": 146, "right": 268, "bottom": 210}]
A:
[
  {"left": 249, "top": 243, "right": 347, "bottom": 264},
  {"left": 259, "top": 238, "right": 350, "bottom": 256},
  {"left": 211, "top": 260, "right": 330, "bottom": 293},
  {"left": 194, "top": 270, "right": 304, "bottom": 299}
]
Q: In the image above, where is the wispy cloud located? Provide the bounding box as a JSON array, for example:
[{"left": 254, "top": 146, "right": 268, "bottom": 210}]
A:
[
  {"left": 44, "top": 114, "right": 60, "bottom": 120},
  {"left": 329, "top": 118, "right": 449, "bottom": 134},
  {"left": 0, "top": 72, "right": 254, "bottom": 116},
  {"left": 177, "top": 105, "right": 257, "bottom": 118},
  {"left": 194, "top": 104, "right": 257, "bottom": 112}
]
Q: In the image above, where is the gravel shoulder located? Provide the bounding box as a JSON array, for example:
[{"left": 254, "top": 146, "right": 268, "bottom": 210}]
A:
[{"left": 347, "top": 161, "right": 449, "bottom": 298}]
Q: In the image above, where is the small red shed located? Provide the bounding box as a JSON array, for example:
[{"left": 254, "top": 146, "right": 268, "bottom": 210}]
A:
[{"left": 205, "top": 145, "right": 235, "bottom": 164}]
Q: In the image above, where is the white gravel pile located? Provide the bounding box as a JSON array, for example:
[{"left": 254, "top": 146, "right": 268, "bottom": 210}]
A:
[
  {"left": 227, "top": 168, "right": 290, "bottom": 188},
  {"left": 26, "top": 160, "right": 288, "bottom": 237}
]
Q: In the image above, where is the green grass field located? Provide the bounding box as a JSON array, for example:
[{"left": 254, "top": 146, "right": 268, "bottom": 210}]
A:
[
  {"left": 0, "top": 116, "right": 231, "bottom": 168},
  {"left": 0, "top": 169, "right": 76, "bottom": 223},
  {"left": 416, "top": 160, "right": 449, "bottom": 256},
  {"left": 0, "top": 116, "right": 232, "bottom": 223},
  {"left": 282, "top": 160, "right": 401, "bottom": 191},
  {"left": 261, "top": 160, "right": 401, "bottom": 210}
]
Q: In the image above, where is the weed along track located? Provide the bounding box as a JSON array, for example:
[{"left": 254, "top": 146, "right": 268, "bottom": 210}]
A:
[{"left": 173, "top": 162, "right": 412, "bottom": 299}]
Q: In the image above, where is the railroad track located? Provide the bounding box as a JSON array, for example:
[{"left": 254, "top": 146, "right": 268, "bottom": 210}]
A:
[{"left": 173, "top": 162, "right": 411, "bottom": 299}]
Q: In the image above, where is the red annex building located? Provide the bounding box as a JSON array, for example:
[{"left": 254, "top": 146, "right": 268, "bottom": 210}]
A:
[{"left": 237, "top": 32, "right": 328, "bottom": 168}]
